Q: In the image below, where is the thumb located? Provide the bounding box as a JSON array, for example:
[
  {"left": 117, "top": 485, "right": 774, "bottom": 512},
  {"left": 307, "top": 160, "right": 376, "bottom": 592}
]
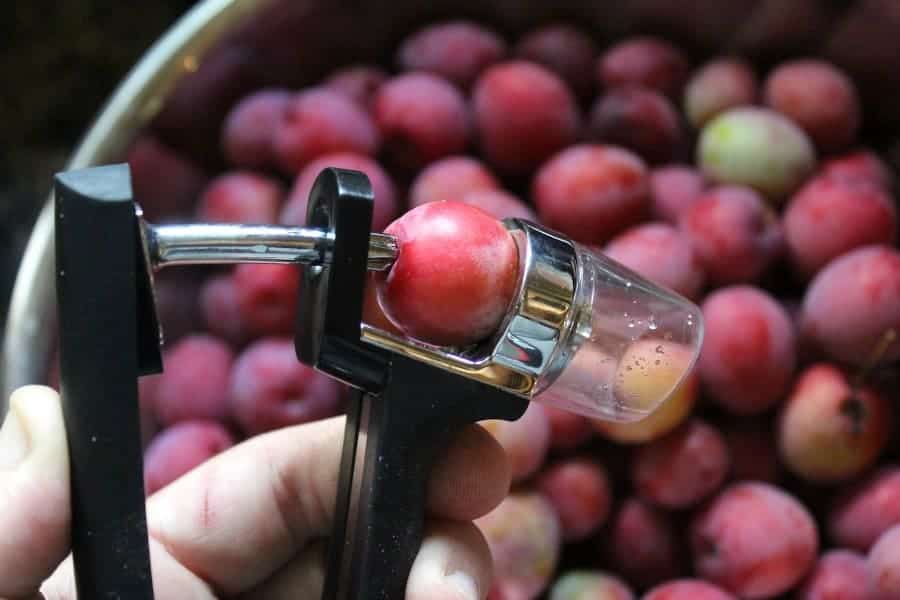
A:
[{"left": 0, "top": 385, "right": 70, "bottom": 599}]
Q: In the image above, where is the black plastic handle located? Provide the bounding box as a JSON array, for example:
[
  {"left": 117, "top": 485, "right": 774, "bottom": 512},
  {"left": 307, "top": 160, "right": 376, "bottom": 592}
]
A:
[
  {"left": 322, "top": 354, "right": 528, "bottom": 600},
  {"left": 55, "top": 164, "right": 158, "bottom": 599}
]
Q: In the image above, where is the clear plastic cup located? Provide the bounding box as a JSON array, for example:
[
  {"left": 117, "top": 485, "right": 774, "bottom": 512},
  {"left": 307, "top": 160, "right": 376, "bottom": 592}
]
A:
[{"left": 534, "top": 244, "right": 704, "bottom": 423}]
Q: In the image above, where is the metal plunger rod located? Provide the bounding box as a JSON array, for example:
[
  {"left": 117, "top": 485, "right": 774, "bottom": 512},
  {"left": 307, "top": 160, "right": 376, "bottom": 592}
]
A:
[{"left": 148, "top": 223, "right": 398, "bottom": 271}]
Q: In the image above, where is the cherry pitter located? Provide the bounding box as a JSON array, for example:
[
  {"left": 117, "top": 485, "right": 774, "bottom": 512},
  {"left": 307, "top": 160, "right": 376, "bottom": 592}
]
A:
[{"left": 54, "top": 163, "right": 703, "bottom": 599}]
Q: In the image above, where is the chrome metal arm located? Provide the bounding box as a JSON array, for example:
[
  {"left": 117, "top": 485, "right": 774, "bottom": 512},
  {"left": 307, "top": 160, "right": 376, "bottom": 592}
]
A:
[{"left": 147, "top": 222, "right": 398, "bottom": 271}]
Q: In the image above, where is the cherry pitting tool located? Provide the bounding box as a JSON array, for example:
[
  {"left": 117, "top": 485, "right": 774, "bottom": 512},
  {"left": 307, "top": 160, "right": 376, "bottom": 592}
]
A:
[{"left": 54, "top": 163, "right": 703, "bottom": 599}]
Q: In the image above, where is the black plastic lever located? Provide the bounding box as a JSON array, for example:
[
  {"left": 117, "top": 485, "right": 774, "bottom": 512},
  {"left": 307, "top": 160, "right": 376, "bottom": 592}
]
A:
[
  {"left": 324, "top": 358, "right": 527, "bottom": 600},
  {"left": 55, "top": 164, "right": 157, "bottom": 600}
]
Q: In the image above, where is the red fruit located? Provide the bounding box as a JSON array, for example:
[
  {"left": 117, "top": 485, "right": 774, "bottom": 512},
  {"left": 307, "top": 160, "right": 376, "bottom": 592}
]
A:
[
  {"left": 477, "top": 492, "right": 561, "bottom": 600},
  {"left": 544, "top": 405, "right": 593, "bottom": 452},
  {"left": 691, "top": 482, "right": 818, "bottom": 599},
  {"left": 481, "top": 402, "right": 551, "bottom": 483},
  {"left": 533, "top": 144, "right": 650, "bottom": 245},
  {"left": 632, "top": 420, "right": 729, "bottom": 509},
  {"left": 643, "top": 580, "right": 737, "bottom": 600},
  {"left": 649, "top": 166, "right": 706, "bottom": 224},
  {"left": 829, "top": 467, "right": 900, "bottom": 552},
  {"left": 155, "top": 334, "right": 234, "bottom": 426},
  {"left": 514, "top": 24, "right": 598, "bottom": 99},
  {"left": 280, "top": 152, "right": 397, "bottom": 232},
  {"left": 396, "top": 21, "right": 506, "bottom": 89},
  {"left": 537, "top": 458, "right": 612, "bottom": 542},
  {"left": 764, "top": 60, "right": 861, "bottom": 152},
  {"left": 373, "top": 72, "right": 471, "bottom": 169},
  {"left": 597, "top": 36, "right": 690, "bottom": 98},
  {"left": 800, "top": 245, "right": 900, "bottom": 366},
  {"left": 797, "top": 549, "right": 870, "bottom": 600},
  {"left": 473, "top": 61, "right": 580, "bottom": 174},
  {"left": 200, "top": 274, "right": 248, "bottom": 346},
  {"left": 324, "top": 65, "right": 387, "bottom": 108},
  {"left": 233, "top": 263, "right": 300, "bottom": 337},
  {"left": 778, "top": 363, "right": 892, "bottom": 484},
  {"left": 683, "top": 58, "right": 758, "bottom": 128},
  {"left": 361, "top": 273, "right": 403, "bottom": 335},
  {"left": 143, "top": 420, "right": 235, "bottom": 496},
  {"left": 229, "top": 338, "right": 343, "bottom": 435},
  {"left": 221, "top": 88, "right": 290, "bottom": 169},
  {"left": 461, "top": 189, "right": 537, "bottom": 221},
  {"left": 679, "top": 185, "right": 783, "bottom": 285},
  {"left": 604, "top": 223, "right": 705, "bottom": 300},
  {"left": 868, "top": 525, "right": 900, "bottom": 600},
  {"left": 699, "top": 286, "right": 796, "bottom": 415},
  {"left": 126, "top": 135, "right": 207, "bottom": 221},
  {"left": 272, "top": 88, "right": 379, "bottom": 174},
  {"left": 376, "top": 202, "right": 519, "bottom": 346},
  {"left": 783, "top": 176, "right": 897, "bottom": 279},
  {"left": 722, "top": 421, "right": 781, "bottom": 484},
  {"left": 820, "top": 150, "right": 893, "bottom": 190},
  {"left": 196, "top": 171, "right": 283, "bottom": 224},
  {"left": 408, "top": 156, "right": 499, "bottom": 209},
  {"left": 589, "top": 87, "right": 684, "bottom": 165},
  {"left": 609, "top": 498, "right": 683, "bottom": 589}
]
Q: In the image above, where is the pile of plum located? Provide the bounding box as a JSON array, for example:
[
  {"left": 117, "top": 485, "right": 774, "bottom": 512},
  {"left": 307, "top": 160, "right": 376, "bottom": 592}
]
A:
[{"left": 64, "top": 19, "right": 900, "bottom": 599}]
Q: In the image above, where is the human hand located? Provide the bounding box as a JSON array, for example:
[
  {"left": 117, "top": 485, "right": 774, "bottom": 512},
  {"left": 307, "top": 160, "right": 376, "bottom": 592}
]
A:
[{"left": 0, "top": 385, "right": 511, "bottom": 599}]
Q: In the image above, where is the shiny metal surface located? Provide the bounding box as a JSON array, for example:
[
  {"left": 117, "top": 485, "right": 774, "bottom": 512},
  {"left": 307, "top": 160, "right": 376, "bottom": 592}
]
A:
[
  {"left": 7, "top": 0, "right": 900, "bottom": 409},
  {"left": 360, "top": 219, "right": 584, "bottom": 398},
  {"left": 149, "top": 222, "right": 397, "bottom": 270}
]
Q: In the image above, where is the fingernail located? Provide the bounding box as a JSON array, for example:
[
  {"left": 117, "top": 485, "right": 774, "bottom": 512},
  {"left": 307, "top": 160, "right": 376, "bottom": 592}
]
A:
[{"left": 0, "top": 402, "right": 31, "bottom": 470}]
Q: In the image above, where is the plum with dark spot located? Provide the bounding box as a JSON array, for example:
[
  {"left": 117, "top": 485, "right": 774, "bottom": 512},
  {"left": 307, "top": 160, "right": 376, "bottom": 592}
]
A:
[{"left": 778, "top": 363, "right": 891, "bottom": 483}]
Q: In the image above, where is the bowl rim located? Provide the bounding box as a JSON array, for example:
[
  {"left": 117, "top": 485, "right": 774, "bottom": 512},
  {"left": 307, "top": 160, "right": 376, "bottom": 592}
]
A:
[{"left": 1, "top": 0, "right": 267, "bottom": 408}]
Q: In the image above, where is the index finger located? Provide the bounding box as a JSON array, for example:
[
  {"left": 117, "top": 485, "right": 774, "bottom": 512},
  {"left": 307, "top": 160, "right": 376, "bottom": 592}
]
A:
[{"left": 138, "top": 416, "right": 507, "bottom": 596}]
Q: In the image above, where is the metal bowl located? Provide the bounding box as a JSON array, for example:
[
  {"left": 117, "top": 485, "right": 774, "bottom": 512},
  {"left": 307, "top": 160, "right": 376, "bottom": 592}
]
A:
[{"left": 4, "top": 0, "right": 900, "bottom": 409}]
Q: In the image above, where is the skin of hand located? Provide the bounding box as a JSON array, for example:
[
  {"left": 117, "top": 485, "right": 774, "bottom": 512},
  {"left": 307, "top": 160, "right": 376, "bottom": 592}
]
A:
[{"left": 0, "top": 385, "right": 512, "bottom": 600}]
